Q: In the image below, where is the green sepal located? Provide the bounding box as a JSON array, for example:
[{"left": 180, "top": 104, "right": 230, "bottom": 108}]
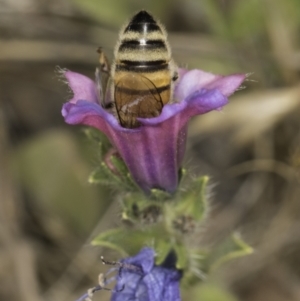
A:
[
  {"left": 83, "top": 128, "right": 110, "bottom": 154},
  {"left": 109, "top": 155, "right": 128, "bottom": 176},
  {"left": 149, "top": 188, "right": 173, "bottom": 201},
  {"left": 175, "top": 176, "right": 209, "bottom": 222},
  {"left": 88, "top": 162, "right": 122, "bottom": 186},
  {"left": 180, "top": 249, "right": 208, "bottom": 286},
  {"left": 88, "top": 160, "right": 137, "bottom": 192},
  {"left": 178, "top": 168, "right": 187, "bottom": 183},
  {"left": 204, "top": 233, "right": 253, "bottom": 272},
  {"left": 92, "top": 228, "right": 150, "bottom": 256},
  {"left": 121, "top": 192, "right": 163, "bottom": 224},
  {"left": 91, "top": 225, "right": 171, "bottom": 257},
  {"left": 108, "top": 155, "right": 138, "bottom": 190},
  {"left": 155, "top": 241, "right": 189, "bottom": 271},
  {"left": 174, "top": 243, "right": 188, "bottom": 270},
  {"left": 155, "top": 241, "right": 188, "bottom": 270},
  {"left": 84, "top": 128, "right": 138, "bottom": 191},
  {"left": 172, "top": 233, "right": 251, "bottom": 283},
  {"left": 155, "top": 239, "right": 172, "bottom": 265}
]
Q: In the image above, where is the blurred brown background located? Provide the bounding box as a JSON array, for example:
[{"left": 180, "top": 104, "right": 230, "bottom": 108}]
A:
[{"left": 1, "top": 0, "right": 300, "bottom": 300}]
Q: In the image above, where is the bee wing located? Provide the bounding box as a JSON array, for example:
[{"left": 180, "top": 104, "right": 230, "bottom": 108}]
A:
[
  {"left": 95, "top": 67, "right": 103, "bottom": 101},
  {"left": 115, "top": 74, "right": 163, "bottom": 128},
  {"left": 95, "top": 67, "right": 112, "bottom": 109}
]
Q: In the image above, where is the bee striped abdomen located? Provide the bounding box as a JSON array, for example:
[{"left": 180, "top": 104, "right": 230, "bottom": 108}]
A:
[
  {"left": 119, "top": 39, "right": 167, "bottom": 51},
  {"left": 123, "top": 10, "right": 161, "bottom": 33},
  {"left": 111, "top": 10, "right": 177, "bottom": 128}
]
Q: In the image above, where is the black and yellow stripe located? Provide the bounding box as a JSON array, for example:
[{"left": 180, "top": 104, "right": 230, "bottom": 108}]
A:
[
  {"left": 111, "top": 10, "right": 177, "bottom": 128},
  {"left": 115, "top": 84, "right": 171, "bottom": 96}
]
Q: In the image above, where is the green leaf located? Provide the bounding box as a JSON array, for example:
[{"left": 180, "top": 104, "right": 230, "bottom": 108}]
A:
[
  {"left": 150, "top": 188, "right": 173, "bottom": 201},
  {"left": 205, "top": 233, "right": 253, "bottom": 272},
  {"left": 92, "top": 228, "right": 148, "bottom": 256}
]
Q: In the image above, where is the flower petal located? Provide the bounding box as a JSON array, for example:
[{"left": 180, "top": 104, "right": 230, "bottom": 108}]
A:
[
  {"left": 183, "top": 88, "right": 228, "bottom": 119},
  {"left": 144, "top": 267, "right": 181, "bottom": 301},
  {"left": 138, "top": 88, "right": 227, "bottom": 127},
  {"left": 62, "top": 100, "right": 133, "bottom": 136},
  {"left": 205, "top": 73, "right": 246, "bottom": 96},
  {"left": 175, "top": 69, "right": 246, "bottom": 100},
  {"left": 123, "top": 247, "right": 155, "bottom": 274},
  {"left": 64, "top": 71, "right": 99, "bottom": 104},
  {"left": 111, "top": 248, "right": 182, "bottom": 301},
  {"left": 110, "top": 124, "right": 183, "bottom": 193},
  {"left": 178, "top": 68, "right": 189, "bottom": 79}
]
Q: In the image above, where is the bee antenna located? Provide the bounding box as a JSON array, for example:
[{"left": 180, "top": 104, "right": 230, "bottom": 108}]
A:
[
  {"left": 100, "top": 256, "right": 143, "bottom": 274},
  {"left": 101, "top": 256, "right": 120, "bottom": 267}
]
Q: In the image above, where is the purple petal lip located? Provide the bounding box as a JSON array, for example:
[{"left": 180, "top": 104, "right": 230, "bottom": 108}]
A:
[
  {"left": 175, "top": 69, "right": 245, "bottom": 100},
  {"left": 61, "top": 68, "right": 245, "bottom": 193},
  {"left": 111, "top": 247, "right": 182, "bottom": 301},
  {"left": 62, "top": 68, "right": 245, "bottom": 129},
  {"left": 64, "top": 71, "right": 99, "bottom": 104}
]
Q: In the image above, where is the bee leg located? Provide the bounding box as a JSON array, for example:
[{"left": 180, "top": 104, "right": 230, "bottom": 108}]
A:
[
  {"left": 172, "top": 71, "right": 178, "bottom": 82},
  {"left": 97, "top": 47, "right": 110, "bottom": 73}
]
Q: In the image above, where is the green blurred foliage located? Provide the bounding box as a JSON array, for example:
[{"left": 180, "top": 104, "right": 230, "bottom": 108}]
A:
[
  {"left": 203, "top": 233, "right": 253, "bottom": 272},
  {"left": 186, "top": 283, "right": 238, "bottom": 301},
  {"left": 229, "top": 0, "right": 265, "bottom": 39},
  {"left": 71, "top": 0, "right": 173, "bottom": 28},
  {"left": 15, "top": 130, "right": 109, "bottom": 235},
  {"left": 200, "top": 0, "right": 300, "bottom": 41}
]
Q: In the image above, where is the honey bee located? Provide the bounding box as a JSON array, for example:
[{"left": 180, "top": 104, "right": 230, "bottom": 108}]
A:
[{"left": 97, "top": 10, "right": 178, "bottom": 128}]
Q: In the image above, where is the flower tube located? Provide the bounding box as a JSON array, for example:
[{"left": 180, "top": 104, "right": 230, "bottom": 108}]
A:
[{"left": 62, "top": 68, "right": 245, "bottom": 193}]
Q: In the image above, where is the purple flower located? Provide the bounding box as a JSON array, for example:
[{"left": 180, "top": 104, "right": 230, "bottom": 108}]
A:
[
  {"left": 110, "top": 247, "right": 181, "bottom": 301},
  {"left": 75, "top": 247, "right": 181, "bottom": 301},
  {"left": 62, "top": 68, "right": 245, "bottom": 193}
]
